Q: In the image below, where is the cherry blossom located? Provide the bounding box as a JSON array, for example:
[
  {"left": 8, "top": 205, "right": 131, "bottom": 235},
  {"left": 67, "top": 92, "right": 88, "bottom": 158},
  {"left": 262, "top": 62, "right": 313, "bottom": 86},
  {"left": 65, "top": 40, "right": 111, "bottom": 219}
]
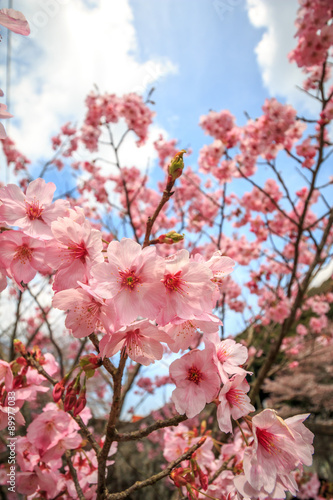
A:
[
  {"left": 0, "top": 8, "right": 30, "bottom": 35},
  {"left": 0, "top": 230, "right": 48, "bottom": 288},
  {"left": 213, "top": 338, "right": 250, "bottom": 383},
  {"left": 237, "top": 410, "right": 314, "bottom": 498},
  {"left": 170, "top": 345, "right": 221, "bottom": 418},
  {"left": 91, "top": 238, "right": 166, "bottom": 324},
  {"left": 217, "top": 374, "right": 255, "bottom": 434},
  {"left": 157, "top": 249, "right": 216, "bottom": 325},
  {"left": 53, "top": 285, "right": 117, "bottom": 338},
  {"left": 0, "top": 178, "right": 69, "bottom": 239},
  {"left": 47, "top": 217, "right": 104, "bottom": 291},
  {"left": 100, "top": 319, "right": 171, "bottom": 365}
]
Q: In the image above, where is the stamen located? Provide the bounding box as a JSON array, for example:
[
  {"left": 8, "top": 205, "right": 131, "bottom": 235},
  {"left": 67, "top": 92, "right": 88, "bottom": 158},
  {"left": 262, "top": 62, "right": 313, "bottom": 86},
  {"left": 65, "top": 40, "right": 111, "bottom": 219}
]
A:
[
  {"left": 25, "top": 198, "right": 44, "bottom": 220},
  {"left": 118, "top": 269, "right": 141, "bottom": 290},
  {"left": 14, "top": 245, "right": 32, "bottom": 264},
  {"left": 67, "top": 242, "right": 88, "bottom": 262},
  {"left": 256, "top": 428, "right": 281, "bottom": 455},
  {"left": 216, "top": 345, "right": 231, "bottom": 363},
  {"left": 187, "top": 365, "right": 203, "bottom": 385},
  {"left": 163, "top": 270, "right": 187, "bottom": 293}
]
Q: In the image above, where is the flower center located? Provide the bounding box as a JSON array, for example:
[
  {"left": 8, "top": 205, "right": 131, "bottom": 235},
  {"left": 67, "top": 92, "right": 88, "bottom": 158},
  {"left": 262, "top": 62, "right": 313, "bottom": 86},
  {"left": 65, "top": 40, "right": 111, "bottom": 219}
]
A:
[
  {"left": 25, "top": 199, "right": 44, "bottom": 220},
  {"left": 118, "top": 269, "right": 141, "bottom": 291},
  {"left": 86, "top": 301, "right": 100, "bottom": 317},
  {"left": 14, "top": 245, "right": 32, "bottom": 264},
  {"left": 216, "top": 345, "right": 230, "bottom": 363},
  {"left": 163, "top": 270, "right": 186, "bottom": 293},
  {"left": 67, "top": 242, "right": 88, "bottom": 262},
  {"left": 187, "top": 365, "right": 203, "bottom": 385},
  {"left": 256, "top": 428, "right": 280, "bottom": 455},
  {"left": 226, "top": 388, "right": 242, "bottom": 408},
  {"left": 125, "top": 329, "right": 142, "bottom": 355}
]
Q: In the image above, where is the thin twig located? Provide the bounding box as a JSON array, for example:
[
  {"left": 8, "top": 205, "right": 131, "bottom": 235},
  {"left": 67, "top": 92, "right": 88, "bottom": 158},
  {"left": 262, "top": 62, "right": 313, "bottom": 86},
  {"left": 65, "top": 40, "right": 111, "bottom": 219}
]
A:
[
  {"left": 105, "top": 438, "right": 207, "bottom": 500},
  {"left": 114, "top": 414, "right": 187, "bottom": 441},
  {"left": 66, "top": 450, "right": 86, "bottom": 500}
]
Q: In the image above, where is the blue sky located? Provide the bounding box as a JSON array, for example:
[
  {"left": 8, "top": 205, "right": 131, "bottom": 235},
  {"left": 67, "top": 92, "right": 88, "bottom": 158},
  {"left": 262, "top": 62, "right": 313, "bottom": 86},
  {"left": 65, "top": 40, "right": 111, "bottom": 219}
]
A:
[
  {"left": 130, "top": 0, "right": 266, "bottom": 144},
  {"left": 0, "top": 0, "right": 308, "bottom": 171}
]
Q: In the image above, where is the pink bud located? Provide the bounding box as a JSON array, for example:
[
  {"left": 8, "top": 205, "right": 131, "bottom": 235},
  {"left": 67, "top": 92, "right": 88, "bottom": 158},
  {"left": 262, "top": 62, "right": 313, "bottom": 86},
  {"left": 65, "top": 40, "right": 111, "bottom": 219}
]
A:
[
  {"left": 64, "top": 390, "right": 77, "bottom": 412},
  {"left": 198, "top": 468, "right": 208, "bottom": 491},
  {"left": 52, "top": 382, "right": 65, "bottom": 403},
  {"left": 73, "top": 393, "right": 87, "bottom": 416}
]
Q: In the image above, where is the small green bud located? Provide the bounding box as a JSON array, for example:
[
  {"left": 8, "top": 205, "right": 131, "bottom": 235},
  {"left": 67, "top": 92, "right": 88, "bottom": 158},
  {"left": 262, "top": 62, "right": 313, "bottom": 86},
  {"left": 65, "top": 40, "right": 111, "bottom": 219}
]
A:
[
  {"left": 158, "top": 231, "right": 184, "bottom": 244},
  {"left": 168, "top": 149, "right": 186, "bottom": 181},
  {"left": 165, "top": 231, "right": 184, "bottom": 243}
]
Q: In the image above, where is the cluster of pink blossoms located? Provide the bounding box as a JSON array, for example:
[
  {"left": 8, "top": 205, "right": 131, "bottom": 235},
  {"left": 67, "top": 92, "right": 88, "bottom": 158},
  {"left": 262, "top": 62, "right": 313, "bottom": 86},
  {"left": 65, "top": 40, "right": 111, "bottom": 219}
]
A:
[
  {"left": 163, "top": 410, "right": 314, "bottom": 500},
  {"left": 289, "top": 0, "right": 333, "bottom": 89}
]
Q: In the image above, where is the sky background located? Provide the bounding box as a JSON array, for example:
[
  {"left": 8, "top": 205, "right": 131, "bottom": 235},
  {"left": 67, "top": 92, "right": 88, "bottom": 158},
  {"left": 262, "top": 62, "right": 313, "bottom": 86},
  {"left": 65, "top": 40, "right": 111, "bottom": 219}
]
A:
[{"left": 0, "top": 0, "right": 316, "bottom": 174}]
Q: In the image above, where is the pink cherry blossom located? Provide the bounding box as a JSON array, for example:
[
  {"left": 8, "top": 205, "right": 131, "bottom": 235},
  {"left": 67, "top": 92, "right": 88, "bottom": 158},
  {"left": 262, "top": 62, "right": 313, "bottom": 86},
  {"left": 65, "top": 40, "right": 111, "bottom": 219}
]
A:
[
  {"left": 214, "top": 338, "right": 250, "bottom": 383},
  {"left": 170, "top": 345, "right": 221, "bottom": 418},
  {"left": 47, "top": 217, "right": 104, "bottom": 291},
  {"left": 0, "top": 230, "right": 48, "bottom": 288},
  {"left": 163, "top": 423, "right": 215, "bottom": 471},
  {"left": 100, "top": 319, "right": 170, "bottom": 365},
  {"left": 217, "top": 374, "right": 255, "bottom": 434},
  {"left": 0, "top": 8, "right": 30, "bottom": 35},
  {"left": 53, "top": 285, "right": 117, "bottom": 338},
  {"left": 205, "top": 251, "right": 235, "bottom": 284},
  {"left": 0, "top": 404, "right": 25, "bottom": 431},
  {"left": 0, "top": 178, "right": 69, "bottom": 239},
  {"left": 164, "top": 315, "right": 221, "bottom": 352},
  {"left": 0, "top": 360, "right": 13, "bottom": 390},
  {"left": 157, "top": 249, "right": 216, "bottom": 326},
  {"left": 91, "top": 238, "right": 166, "bottom": 324},
  {"left": 234, "top": 473, "right": 289, "bottom": 500},
  {"left": 26, "top": 408, "right": 79, "bottom": 452},
  {"left": 240, "top": 410, "right": 314, "bottom": 497},
  {"left": 0, "top": 104, "right": 13, "bottom": 139},
  {"left": 16, "top": 437, "right": 40, "bottom": 472}
]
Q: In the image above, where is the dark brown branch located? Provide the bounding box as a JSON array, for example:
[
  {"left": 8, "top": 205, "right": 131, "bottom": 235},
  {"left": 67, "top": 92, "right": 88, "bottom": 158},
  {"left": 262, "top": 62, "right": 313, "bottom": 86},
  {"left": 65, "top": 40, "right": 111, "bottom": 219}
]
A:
[
  {"left": 66, "top": 450, "right": 86, "bottom": 500},
  {"left": 97, "top": 353, "right": 128, "bottom": 498},
  {"left": 89, "top": 333, "right": 117, "bottom": 378},
  {"left": 10, "top": 290, "right": 22, "bottom": 361},
  {"left": 104, "top": 438, "right": 206, "bottom": 500},
  {"left": 119, "top": 362, "right": 141, "bottom": 412},
  {"left": 142, "top": 177, "right": 176, "bottom": 248},
  {"left": 114, "top": 414, "right": 187, "bottom": 442}
]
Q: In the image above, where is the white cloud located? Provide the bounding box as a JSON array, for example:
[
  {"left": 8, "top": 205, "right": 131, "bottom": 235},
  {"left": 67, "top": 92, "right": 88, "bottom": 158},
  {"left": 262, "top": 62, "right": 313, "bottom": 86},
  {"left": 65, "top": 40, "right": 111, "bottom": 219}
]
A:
[
  {"left": 3, "top": 0, "right": 177, "bottom": 167},
  {"left": 245, "top": 0, "right": 321, "bottom": 113}
]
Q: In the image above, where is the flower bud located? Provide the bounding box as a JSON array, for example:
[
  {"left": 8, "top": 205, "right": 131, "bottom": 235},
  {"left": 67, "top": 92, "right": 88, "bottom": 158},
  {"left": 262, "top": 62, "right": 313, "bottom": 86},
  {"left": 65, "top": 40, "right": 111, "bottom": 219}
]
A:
[
  {"left": 52, "top": 381, "right": 65, "bottom": 403},
  {"left": 158, "top": 231, "right": 184, "bottom": 245},
  {"left": 13, "top": 339, "right": 26, "bottom": 355},
  {"left": 64, "top": 390, "right": 77, "bottom": 412},
  {"left": 73, "top": 392, "right": 87, "bottom": 416},
  {"left": 170, "top": 467, "right": 188, "bottom": 488},
  {"left": 168, "top": 149, "right": 186, "bottom": 181},
  {"left": 198, "top": 468, "right": 208, "bottom": 491}
]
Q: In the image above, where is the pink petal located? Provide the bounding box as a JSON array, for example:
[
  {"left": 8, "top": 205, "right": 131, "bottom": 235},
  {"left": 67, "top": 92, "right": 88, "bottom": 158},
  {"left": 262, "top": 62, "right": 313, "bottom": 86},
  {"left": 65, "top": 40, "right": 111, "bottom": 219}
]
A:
[{"left": 0, "top": 8, "right": 30, "bottom": 36}]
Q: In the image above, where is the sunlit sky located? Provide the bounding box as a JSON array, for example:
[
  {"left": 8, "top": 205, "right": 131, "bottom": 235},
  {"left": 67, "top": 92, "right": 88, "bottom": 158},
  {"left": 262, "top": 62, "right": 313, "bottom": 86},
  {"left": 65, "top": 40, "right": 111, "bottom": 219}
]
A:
[{"left": 0, "top": 0, "right": 314, "bottom": 171}]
